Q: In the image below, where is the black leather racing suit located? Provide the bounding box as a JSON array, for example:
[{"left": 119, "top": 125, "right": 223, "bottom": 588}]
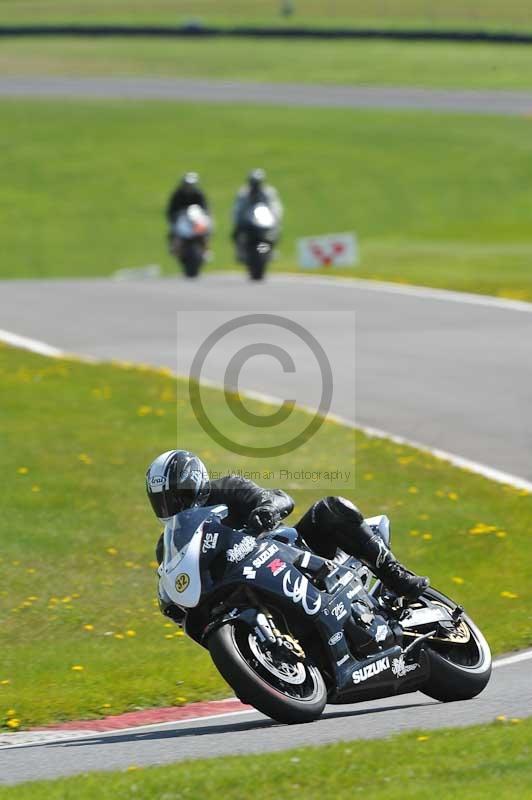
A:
[{"left": 166, "top": 187, "right": 209, "bottom": 224}]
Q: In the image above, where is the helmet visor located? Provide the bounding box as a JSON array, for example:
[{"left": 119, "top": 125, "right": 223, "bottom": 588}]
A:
[{"left": 148, "top": 483, "right": 210, "bottom": 520}]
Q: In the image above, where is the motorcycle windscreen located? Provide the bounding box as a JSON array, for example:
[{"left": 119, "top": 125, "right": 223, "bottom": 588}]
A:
[{"left": 159, "top": 505, "right": 228, "bottom": 607}]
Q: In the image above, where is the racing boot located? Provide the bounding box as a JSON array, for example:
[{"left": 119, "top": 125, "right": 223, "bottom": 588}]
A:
[
  {"left": 304, "top": 497, "right": 429, "bottom": 600},
  {"left": 354, "top": 525, "right": 429, "bottom": 600}
]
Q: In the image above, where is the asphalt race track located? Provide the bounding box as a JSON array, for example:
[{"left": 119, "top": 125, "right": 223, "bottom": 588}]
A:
[
  {"left": 0, "top": 654, "right": 529, "bottom": 784},
  {"left": 1, "top": 77, "right": 532, "bottom": 114},
  {"left": 1, "top": 274, "right": 531, "bottom": 781}
]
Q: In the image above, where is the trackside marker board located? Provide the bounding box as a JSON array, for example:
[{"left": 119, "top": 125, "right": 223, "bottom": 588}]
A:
[{"left": 297, "top": 233, "right": 359, "bottom": 269}]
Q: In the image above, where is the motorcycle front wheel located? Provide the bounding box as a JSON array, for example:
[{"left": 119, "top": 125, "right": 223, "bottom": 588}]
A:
[
  {"left": 419, "top": 588, "right": 492, "bottom": 702},
  {"left": 180, "top": 240, "right": 204, "bottom": 278},
  {"left": 208, "top": 618, "right": 327, "bottom": 724},
  {"left": 246, "top": 245, "right": 270, "bottom": 281}
]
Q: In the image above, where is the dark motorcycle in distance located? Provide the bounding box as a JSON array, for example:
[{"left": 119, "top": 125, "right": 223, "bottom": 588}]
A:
[
  {"left": 158, "top": 505, "right": 492, "bottom": 724},
  {"left": 170, "top": 204, "right": 212, "bottom": 278},
  {"left": 235, "top": 203, "right": 279, "bottom": 281}
]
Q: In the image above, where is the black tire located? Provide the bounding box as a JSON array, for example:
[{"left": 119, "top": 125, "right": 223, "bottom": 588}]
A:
[
  {"left": 208, "top": 621, "right": 327, "bottom": 724},
  {"left": 246, "top": 245, "right": 269, "bottom": 280},
  {"left": 180, "top": 241, "right": 204, "bottom": 278},
  {"left": 420, "top": 588, "right": 492, "bottom": 702}
]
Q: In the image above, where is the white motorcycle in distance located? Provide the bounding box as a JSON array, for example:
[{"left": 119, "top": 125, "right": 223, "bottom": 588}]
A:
[
  {"left": 236, "top": 203, "right": 279, "bottom": 281},
  {"left": 170, "top": 204, "right": 212, "bottom": 278}
]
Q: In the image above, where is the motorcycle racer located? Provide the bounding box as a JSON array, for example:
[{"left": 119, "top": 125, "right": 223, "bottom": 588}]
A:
[{"left": 147, "top": 450, "right": 429, "bottom": 619}]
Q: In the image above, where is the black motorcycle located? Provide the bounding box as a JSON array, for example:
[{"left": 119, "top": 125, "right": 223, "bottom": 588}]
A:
[
  {"left": 157, "top": 505, "right": 492, "bottom": 724},
  {"left": 169, "top": 204, "right": 212, "bottom": 278},
  {"left": 235, "top": 203, "right": 279, "bottom": 281}
]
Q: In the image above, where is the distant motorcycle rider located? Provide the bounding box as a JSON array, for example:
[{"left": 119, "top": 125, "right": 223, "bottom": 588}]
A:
[
  {"left": 166, "top": 172, "right": 209, "bottom": 226},
  {"left": 231, "top": 168, "right": 283, "bottom": 245},
  {"left": 146, "top": 451, "right": 429, "bottom": 623}
]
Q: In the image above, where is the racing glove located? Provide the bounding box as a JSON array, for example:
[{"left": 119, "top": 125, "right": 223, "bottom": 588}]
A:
[{"left": 247, "top": 504, "right": 281, "bottom": 534}]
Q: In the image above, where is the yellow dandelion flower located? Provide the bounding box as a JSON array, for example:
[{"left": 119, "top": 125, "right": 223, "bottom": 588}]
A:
[
  {"left": 500, "top": 591, "right": 518, "bottom": 599},
  {"left": 137, "top": 405, "right": 152, "bottom": 417},
  {"left": 469, "top": 523, "right": 497, "bottom": 535},
  {"left": 397, "top": 456, "right": 414, "bottom": 465},
  {"left": 409, "top": 529, "right": 419, "bottom": 537},
  {"left": 363, "top": 473, "right": 374, "bottom": 481},
  {"left": 106, "top": 547, "right": 118, "bottom": 556},
  {"left": 26, "top": 568, "right": 36, "bottom": 574},
  {"left": 83, "top": 624, "right": 94, "bottom": 632},
  {"left": 62, "top": 596, "right": 72, "bottom": 603},
  {"left": 510, "top": 718, "right": 522, "bottom": 724},
  {"left": 114, "top": 634, "right": 124, "bottom": 640},
  {"left": 31, "top": 485, "right": 41, "bottom": 493},
  {"left": 17, "top": 467, "right": 29, "bottom": 475},
  {"left": 149, "top": 560, "right": 158, "bottom": 569},
  {"left": 175, "top": 630, "right": 185, "bottom": 637},
  {"left": 0, "top": 680, "right": 10, "bottom": 686},
  {"left": 408, "top": 486, "right": 419, "bottom": 494},
  {"left": 6, "top": 709, "right": 16, "bottom": 717},
  {"left": 6, "top": 719, "right": 20, "bottom": 729},
  {"left": 126, "top": 630, "right": 136, "bottom": 637},
  {"left": 102, "top": 703, "right": 111, "bottom": 709},
  {"left": 451, "top": 576, "right": 465, "bottom": 585},
  {"left": 165, "top": 634, "right": 174, "bottom": 639},
  {"left": 126, "top": 765, "right": 140, "bottom": 772},
  {"left": 496, "top": 715, "right": 507, "bottom": 722},
  {"left": 418, "top": 513, "right": 430, "bottom": 520},
  {"left": 416, "top": 735, "right": 429, "bottom": 742},
  {"left": 448, "top": 492, "right": 458, "bottom": 501},
  {"left": 496, "top": 531, "right": 507, "bottom": 538},
  {"left": 71, "top": 665, "right": 84, "bottom": 671},
  {"left": 422, "top": 533, "right": 432, "bottom": 541},
  {"left": 78, "top": 453, "right": 93, "bottom": 465},
  {"left": 176, "top": 697, "right": 187, "bottom": 703}
]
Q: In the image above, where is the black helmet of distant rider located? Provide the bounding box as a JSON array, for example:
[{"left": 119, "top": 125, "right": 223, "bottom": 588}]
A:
[{"left": 146, "top": 450, "right": 210, "bottom": 521}]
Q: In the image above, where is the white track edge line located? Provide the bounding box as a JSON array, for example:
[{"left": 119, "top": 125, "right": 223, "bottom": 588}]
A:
[
  {"left": 2, "top": 649, "right": 531, "bottom": 751},
  {"left": 0, "top": 328, "right": 64, "bottom": 357},
  {"left": 1, "top": 328, "right": 530, "bottom": 492},
  {"left": 266, "top": 274, "right": 532, "bottom": 313},
  {"left": 0, "top": 709, "right": 259, "bottom": 752}
]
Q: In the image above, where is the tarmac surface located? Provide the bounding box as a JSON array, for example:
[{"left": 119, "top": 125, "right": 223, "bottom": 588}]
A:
[
  {"left": 0, "top": 655, "right": 529, "bottom": 784},
  {"left": 1, "top": 76, "right": 532, "bottom": 114}
]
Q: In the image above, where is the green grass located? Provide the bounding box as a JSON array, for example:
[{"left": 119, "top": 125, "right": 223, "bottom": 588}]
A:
[
  {"left": 1, "top": 719, "right": 531, "bottom": 798},
  {"left": 0, "top": 0, "right": 531, "bottom": 32},
  {"left": 0, "top": 343, "right": 530, "bottom": 730},
  {"left": 4, "top": 37, "right": 532, "bottom": 91},
  {"left": 1, "top": 99, "right": 532, "bottom": 300}
]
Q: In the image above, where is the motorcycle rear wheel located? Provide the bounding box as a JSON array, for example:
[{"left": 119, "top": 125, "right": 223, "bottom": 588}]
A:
[
  {"left": 420, "top": 588, "right": 492, "bottom": 702},
  {"left": 208, "top": 619, "right": 327, "bottom": 724}
]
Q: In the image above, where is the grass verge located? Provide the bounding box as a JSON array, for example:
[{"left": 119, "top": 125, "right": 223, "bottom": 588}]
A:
[
  {"left": 0, "top": 0, "right": 531, "bottom": 32},
  {"left": 0, "top": 343, "right": 530, "bottom": 730},
  {"left": 4, "top": 37, "right": 532, "bottom": 91},
  {"left": 1, "top": 719, "right": 531, "bottom": 798},
  {"left": 2, "top": 99, "right": 532, "bottom": 300}
]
